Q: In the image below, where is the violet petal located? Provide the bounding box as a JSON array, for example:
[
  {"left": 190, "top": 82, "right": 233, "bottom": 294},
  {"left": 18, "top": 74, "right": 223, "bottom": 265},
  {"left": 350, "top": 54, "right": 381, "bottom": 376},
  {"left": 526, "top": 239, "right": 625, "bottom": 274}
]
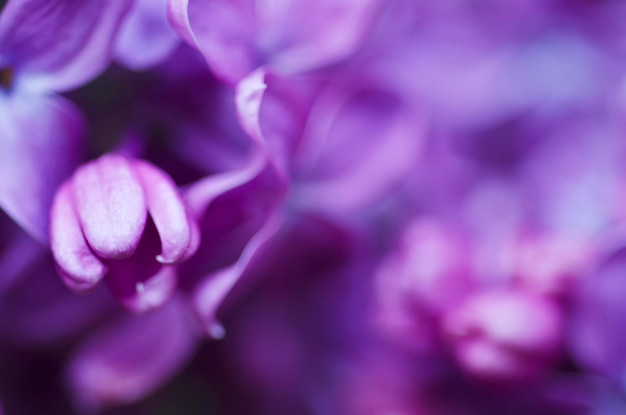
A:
[
  {"left": 134, "top": 160, "right": 193, "bottom": 264},
  {"left": 67, "top": 297, "right": 197, "bottom": 411},
  {"left": 50, "top": 182, "right": 107, "bottom": 291},
  {"left": 73, "top": 155, "right": 147, "bottom": 260},
  {"left": 0, "top": 0, "right": 132, "bottom": 92},
  {"left": 0, "top": 94, "right": 83, "bottom": 244},
  {"left": 115, "top": 0, "right": 179, "bottom": 71}
]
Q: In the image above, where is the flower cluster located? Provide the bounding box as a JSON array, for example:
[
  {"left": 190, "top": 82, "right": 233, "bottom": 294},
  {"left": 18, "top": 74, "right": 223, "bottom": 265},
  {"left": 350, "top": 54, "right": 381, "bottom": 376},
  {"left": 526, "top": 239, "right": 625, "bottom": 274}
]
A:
[{"left": 0, "top": 0, "right": 626, "bottom": 414}]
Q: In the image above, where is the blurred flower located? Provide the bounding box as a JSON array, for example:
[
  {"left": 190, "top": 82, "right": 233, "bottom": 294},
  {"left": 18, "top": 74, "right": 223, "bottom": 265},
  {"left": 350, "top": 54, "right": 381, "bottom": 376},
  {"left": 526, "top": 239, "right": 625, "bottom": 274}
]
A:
[{"left": 168, "top": 0, "right": 383, "bottom": 83}]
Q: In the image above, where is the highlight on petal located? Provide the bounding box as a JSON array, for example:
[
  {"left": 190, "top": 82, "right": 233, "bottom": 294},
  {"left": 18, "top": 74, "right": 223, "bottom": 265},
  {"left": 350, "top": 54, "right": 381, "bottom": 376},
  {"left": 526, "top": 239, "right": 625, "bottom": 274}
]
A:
[
  {"left": 0, "top": 94, "right": 83, "bottom": 244},
  {"left": 50, "top": 183, "right": 107, "bottom": 292},
  {"left": 115, "top": 0, "right": 180, "bottom": 71},
  {"left": 134, "top": 160, "right": 193, "bottom": 264},
  {"left": 66, "top": 297, "right": 198, "bottom": 411},
  {"left": 73, "top": 155, "right": 147, "bottom": 260},
  {"left": 0, "top": 0, "right": 132, "bottom": 92},
  {"left": 166, "top": 0, "right": 197, "bottom": 46}
]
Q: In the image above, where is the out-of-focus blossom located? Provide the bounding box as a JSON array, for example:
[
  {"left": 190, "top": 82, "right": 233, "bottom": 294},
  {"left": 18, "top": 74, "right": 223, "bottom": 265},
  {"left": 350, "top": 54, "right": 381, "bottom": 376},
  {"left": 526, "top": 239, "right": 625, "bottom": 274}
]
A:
[
  {"left": 443, "top": 289, "right": 562, "bottom": 381},
  {"left": 115, "top": 0, "right": 180, "bottom": 71},
  {"left": 50, "top": 154, "right": 198, "bottom": 312},
  {"left": 66, "top": 296, "right": 198, "bottom": 411},
  {"left": 168, "top": 0, "right": 383, "bottom": 83},
  {"left": 236, "top": 63, "right": 425, "bottom": 215}
]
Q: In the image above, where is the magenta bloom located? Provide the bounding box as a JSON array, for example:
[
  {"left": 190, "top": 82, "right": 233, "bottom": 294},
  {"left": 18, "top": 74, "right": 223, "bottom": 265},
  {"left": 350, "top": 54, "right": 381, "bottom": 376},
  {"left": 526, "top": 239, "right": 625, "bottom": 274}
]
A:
[{"left": 50, "top": 154, "right": 198, "bottom": 312}]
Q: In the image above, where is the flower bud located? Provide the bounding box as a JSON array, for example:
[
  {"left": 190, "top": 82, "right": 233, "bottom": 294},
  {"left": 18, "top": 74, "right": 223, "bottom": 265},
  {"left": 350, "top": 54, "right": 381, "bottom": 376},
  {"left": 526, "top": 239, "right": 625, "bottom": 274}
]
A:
[{"left": 50, "top": 154, "right": 198, "bottom": 311}]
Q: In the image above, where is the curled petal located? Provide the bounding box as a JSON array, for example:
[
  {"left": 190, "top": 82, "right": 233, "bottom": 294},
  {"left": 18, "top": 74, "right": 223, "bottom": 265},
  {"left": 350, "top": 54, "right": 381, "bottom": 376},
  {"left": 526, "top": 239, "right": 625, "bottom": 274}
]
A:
[
  {"left": 67, "top": 297, "right": 197, "bottom": 411},
  {"left": 193, "top": 199, "right": 283, "bottom": 338},
  {"left": 134, "top": 160, "right": 193, "bottom": 264},
  {"left": 73, "top": 155, "right": 147, "bottom": 260},
  {"left": 0, "top": 0, "right": 132, "bottom": 92},
  {"left": 50, "top": 183, "right": 107, "bottom": 291},
  {"left": 169, "top": 0, "right": 257, "bottom": 83},
  {"left": 167, "top": 0, "right": 197, "bottom": 46}
]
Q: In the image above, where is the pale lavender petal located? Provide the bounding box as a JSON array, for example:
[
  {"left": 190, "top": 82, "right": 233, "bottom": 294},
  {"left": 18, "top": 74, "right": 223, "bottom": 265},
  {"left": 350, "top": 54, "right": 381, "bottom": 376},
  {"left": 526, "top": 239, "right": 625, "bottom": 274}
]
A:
[
  {"left": 235, "top": 68, "right": 270, "bottom": 148},
  {"left": 115, "top": 0, "right": 180, "bottom": 71},
  {"left": 166, "top": 0, "right": 196, "bottom": 46},
  {"left": 134, "top": 160, "right": 193, "bottom": 264},
  {"left": 0, "top": 0, "right": 132, "bottom": 92},
  {"left": 0, "top": 94, "right": 83, "bottom": 243},
  {"left": 234, "top": 68, "right": 290, "bottom": 181},
  {"left": 73, "top": 155, "right": 147, "bottom": 260},
  {"left": 50, "top": 182, "right": 107, "bottom": 291},
  {"left": 170, "top": 0, "right": 257, "bottom": 83},
  {"left": 67, "top": 297, "right": 197, "bottom": 411}
]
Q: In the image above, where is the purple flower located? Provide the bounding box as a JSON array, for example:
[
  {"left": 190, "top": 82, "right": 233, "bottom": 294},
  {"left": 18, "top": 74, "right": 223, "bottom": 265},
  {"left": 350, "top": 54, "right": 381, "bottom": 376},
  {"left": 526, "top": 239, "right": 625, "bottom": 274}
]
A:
[{"left": 50, "top": 154, "right": 198, "bottom": 312}]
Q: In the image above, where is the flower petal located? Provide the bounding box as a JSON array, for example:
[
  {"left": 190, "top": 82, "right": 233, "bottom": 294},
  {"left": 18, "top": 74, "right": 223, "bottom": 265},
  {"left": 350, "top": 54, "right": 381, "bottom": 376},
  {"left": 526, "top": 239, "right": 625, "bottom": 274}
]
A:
[
  {"left": 0, "top": 94, "right": 83, "bottom": 244},
  {"left": 66, "top": 297, "right": 197, "bottom": 411},
  {"left": 296, "top": 84, "right": 425, "bottom": 213},
  {"left": 0, "top": 0, "right": 132, "bottom": 92},
  {"left": 169, "top": 0, "right": 257, "bottom": 83},
  {"left": 171, "top": 0, "right": 382, "bottom": 83},
  {"left": 115, "top": 0, "right": 179, "bottom": 71},
  {"left": 133, "top": 160, "right": 193, "bottom": 264},
  {"left": 50, "top": 182, "right": 107, "bottom": 291},
  {"left": 73, "top": 155, "right": 147, "bottom": 260},
  {"left": 192, "top": 183, "right": 284, "bottom": 338}
]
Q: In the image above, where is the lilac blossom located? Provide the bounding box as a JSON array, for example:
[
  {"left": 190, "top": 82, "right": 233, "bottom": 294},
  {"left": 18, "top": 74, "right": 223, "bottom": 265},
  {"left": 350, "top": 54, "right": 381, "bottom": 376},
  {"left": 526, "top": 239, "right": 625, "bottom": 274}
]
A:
[
  {"left": 50, "top": 154, "right": 198, "bottom": 312},
  {"left": 2, "top": 0, "right": 626, "bottom": 414}
]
